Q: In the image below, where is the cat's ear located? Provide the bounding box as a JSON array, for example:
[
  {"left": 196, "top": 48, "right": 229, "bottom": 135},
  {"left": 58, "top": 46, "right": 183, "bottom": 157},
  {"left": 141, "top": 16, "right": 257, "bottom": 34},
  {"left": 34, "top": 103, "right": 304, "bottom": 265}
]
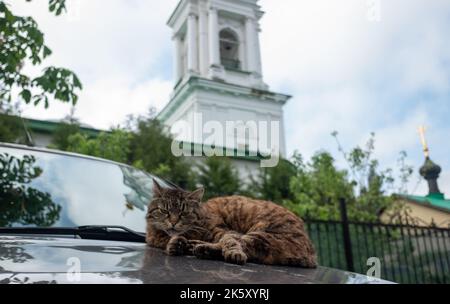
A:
[
  {"left": 152, "top": 179, "right": 164, "bottom": 197},
  {"left": 187, "top": 187, "right": 204, "bottom": 202}
]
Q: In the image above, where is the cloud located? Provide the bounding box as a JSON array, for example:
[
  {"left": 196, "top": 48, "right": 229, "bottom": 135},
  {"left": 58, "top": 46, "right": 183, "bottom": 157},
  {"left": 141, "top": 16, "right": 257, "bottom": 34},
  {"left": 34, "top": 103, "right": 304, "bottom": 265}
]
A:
[
  {"left": 79, "top": 77, "right": 173, "bottom": 129},
  {"left": 8, "top": 0, "right": 450, "bottom": 195},
  {"left": 259, "top": 0, "right": 450, "bottom": 195},
  {"left": 10, "top": 0, "right": 178, "bottom": 128}
]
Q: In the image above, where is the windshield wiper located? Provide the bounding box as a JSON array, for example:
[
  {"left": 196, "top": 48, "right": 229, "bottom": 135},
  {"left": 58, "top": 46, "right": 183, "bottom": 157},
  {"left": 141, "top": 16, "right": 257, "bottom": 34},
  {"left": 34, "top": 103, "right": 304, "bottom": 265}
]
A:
[
  {"left": 0, "top": 225, "right": 146, "bottom": 243},
  {"left": 76, "top": 225, "right": 146, "bottom": 243}
]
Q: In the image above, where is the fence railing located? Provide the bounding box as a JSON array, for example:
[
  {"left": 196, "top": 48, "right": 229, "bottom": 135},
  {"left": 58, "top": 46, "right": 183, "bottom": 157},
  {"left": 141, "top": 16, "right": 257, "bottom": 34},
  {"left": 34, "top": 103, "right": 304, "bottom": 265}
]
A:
[{"left": 304, "top": 199, "right": 450, "bottom": 284}]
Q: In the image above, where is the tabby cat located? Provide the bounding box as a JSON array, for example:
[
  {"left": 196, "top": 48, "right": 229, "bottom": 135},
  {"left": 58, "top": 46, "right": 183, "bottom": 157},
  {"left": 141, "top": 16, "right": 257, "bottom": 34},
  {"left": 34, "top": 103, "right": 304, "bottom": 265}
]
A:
[{"left": 145, "top": 179, "right": 317, "bottom": 268}]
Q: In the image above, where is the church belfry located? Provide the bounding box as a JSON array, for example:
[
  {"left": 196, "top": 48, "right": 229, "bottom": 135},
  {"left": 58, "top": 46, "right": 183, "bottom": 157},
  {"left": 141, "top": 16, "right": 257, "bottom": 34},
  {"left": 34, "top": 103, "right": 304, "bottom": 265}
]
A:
[
  {"left": 159, "top": 0, "right": 290, "bottom": 159},
  {"left": 169, "top": 0, "right": 267, "bottom": 89}
]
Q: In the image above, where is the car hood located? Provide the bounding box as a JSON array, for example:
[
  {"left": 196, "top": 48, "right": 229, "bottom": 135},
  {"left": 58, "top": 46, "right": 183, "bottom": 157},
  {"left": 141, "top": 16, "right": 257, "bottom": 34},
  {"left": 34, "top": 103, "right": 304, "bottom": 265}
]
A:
[{"left": 0, "top": 235, "right": 390, "bottom": 284}]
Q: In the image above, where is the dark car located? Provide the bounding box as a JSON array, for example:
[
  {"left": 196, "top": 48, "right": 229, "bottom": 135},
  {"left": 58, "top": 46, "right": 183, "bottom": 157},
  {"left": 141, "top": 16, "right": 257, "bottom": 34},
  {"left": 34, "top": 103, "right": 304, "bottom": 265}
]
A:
[{"left": 0, "top": 143, "right": 390, "bottom": 284}]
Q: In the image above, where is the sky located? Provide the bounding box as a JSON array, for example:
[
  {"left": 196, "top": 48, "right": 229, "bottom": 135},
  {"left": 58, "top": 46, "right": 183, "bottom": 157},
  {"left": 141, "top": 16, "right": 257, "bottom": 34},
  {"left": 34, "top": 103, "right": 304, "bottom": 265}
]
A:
[{"left": 9, "top": 0, "right": 450, "bottom": 196}]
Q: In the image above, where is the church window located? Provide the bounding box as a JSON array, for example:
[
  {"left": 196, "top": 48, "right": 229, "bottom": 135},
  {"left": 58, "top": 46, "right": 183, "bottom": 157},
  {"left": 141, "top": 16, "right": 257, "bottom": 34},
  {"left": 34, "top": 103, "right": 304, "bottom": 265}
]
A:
[{"left": 219, "top": 29, "right": 241, "bottom": 70}]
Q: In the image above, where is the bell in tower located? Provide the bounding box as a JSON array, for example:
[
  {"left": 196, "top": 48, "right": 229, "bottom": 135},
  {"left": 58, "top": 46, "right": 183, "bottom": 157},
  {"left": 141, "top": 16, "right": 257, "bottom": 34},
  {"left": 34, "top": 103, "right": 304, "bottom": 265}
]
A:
[
  {"left": 167, "top": 0, "right": 268, "bottom": 89},
  {"left": 219, "top": 29, "right": 240, "bottom": 70}
]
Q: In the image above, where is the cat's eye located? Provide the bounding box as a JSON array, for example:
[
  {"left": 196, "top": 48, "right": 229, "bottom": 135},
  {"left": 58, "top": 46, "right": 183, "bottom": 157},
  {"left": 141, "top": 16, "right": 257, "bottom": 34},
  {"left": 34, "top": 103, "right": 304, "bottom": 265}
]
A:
[
  {"left": 180, "top": 211, "right": 190, "bottom": 217},
  {"left": 159, "top": 209, "right": 169, "bottom": 214},
  {"left": 181, "top": 203, "right": 190, "bottom": 212}
]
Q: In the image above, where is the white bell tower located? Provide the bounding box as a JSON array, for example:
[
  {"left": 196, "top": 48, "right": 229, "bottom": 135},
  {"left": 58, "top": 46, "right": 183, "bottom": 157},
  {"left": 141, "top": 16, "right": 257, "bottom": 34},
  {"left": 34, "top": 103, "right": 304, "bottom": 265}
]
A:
[{"left": 159, "top": 0, "right": 290, "bottom": 159}]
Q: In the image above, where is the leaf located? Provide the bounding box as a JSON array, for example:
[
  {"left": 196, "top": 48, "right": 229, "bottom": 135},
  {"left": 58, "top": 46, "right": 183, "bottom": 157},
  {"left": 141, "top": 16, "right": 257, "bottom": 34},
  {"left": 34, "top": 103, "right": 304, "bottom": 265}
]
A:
[
  {"left": 48, "top": 0, "right": 67, "bottom": 16},
  {"left": 32, "top": 96, "right": 42, "bottom": 106},
  {"left": 43, "top": 46, "right": 52, "bottom": 58},
  {"left": 73, "top": 74, "right": 82, "bottom": 89},
  {"left": 20, "top": 89, "right": 32, "bottom": 103},
  {"left": 0, "top": 0, "right": 79, "bottom": 110}
]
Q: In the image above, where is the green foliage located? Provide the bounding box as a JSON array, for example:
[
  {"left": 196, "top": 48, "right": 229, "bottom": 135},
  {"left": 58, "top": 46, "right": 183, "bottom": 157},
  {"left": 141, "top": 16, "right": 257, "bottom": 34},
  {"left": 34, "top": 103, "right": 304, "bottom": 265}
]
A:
[
  {"left": 49, "top": 110, "right": 194, "bottom": 189},
  {"left": 247, "top": 158, "right": 297, "bottom": 203},
  {"left": 285, "top": 133, "right": 412, "bottom": 222},
  {"left": 285, "top": 151, "right": 355, "bottom": 220},
  {"left": 0, "top": 0, "right": 81, "bottom": 142},
  {"left": 127, "top": 113, "right": 193, "bottom": 189},
  {"left": 397, "top": 150, "right": 414, "bottom": 194},
  {"left": 47, "top": 117, "right": 410, "bottom": 223},
  {"left": 48, "top": 121, "right": 81, "bottom": 150},
  {"left": 0, "top": 102, "right": 22, "bottom": 143},
  {"left": 0, "top": 152, "right": 61, "bottom": 227},
  {"left": 65, "top": 129, "right": 132, "bottom": 164},
  {"left": 0, "top": 113, "right": 21, "bottom": 143},
  {"left": 0, "top": 0, "right": 81, "bottom": 108},
  {"left": 195, "top": 156, "right": 241, "bottom": 200},
  {"left": 46, "top": 0, "right": 67, "bottom": 16},
  {"left": 0, "top": 101, "right": 33, "bottom": 145}
]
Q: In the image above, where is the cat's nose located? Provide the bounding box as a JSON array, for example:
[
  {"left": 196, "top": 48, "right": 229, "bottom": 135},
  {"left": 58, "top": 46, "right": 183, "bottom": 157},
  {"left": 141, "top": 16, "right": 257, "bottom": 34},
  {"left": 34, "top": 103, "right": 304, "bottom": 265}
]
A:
[{"left": 169, "top": 216, "right": 179, "bottom": 226}]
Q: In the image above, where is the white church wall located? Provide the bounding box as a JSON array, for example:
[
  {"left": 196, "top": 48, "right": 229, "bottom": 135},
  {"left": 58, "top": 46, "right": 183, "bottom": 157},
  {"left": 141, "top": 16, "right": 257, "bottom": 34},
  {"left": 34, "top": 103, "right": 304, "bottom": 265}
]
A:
[
  {"left": 196, "top": 89, "right": 286, "bottom": 156},
  {"left": 164, "top": 91, "right": 197, "bottom": 127},
  {"left": 222, "top": 70, "right": 253, "bottom": 88},
  {"left": 163, "top": 0, "right": 290, "bottom": 182},
  {"left": 163, "top": 83, "right": 287, "bottom": 157}
]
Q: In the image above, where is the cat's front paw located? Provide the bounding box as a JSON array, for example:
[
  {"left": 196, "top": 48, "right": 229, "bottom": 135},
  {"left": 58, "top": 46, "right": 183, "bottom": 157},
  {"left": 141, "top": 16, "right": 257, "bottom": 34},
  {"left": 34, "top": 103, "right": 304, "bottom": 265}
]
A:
[
  {"left": 223, "top": 249, "right": 247, "bottom": 265},
  {"left": 185, "top": 240, "right": 206, "bottom": 254},
  {"left": 166, "top": 236, "right": 187, "bottom": 256},
  {"left": 193, "top": 243, "right": 222, "bottom": 260}
]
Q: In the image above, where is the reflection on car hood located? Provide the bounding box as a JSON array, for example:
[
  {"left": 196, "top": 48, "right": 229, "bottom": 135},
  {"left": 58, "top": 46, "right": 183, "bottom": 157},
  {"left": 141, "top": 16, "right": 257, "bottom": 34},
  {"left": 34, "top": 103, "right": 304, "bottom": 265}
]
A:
[{"left": 0, "top": 235, "right": 391, "bottom": 284}]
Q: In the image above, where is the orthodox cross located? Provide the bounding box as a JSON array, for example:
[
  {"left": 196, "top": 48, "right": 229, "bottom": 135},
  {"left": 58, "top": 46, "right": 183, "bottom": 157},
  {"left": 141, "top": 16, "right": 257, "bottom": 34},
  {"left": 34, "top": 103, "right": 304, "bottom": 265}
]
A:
[{"left": 418, "top": 125, "right": 430, "bottom": 157}]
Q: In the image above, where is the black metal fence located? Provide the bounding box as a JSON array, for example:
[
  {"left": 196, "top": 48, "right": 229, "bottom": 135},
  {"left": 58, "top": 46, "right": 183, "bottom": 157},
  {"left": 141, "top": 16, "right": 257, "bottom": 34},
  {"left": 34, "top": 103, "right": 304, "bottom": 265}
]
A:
[{"left": 304, "top": 200, "right": 450, "bottom": 284}]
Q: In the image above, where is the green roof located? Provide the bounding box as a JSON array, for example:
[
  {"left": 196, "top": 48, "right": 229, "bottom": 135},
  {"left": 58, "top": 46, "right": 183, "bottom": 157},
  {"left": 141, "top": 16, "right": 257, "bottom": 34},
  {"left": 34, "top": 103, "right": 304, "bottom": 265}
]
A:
[
  {"left": 396, "top": 193, "right": 450, "bottom": 213},
  {"left": 25, "top": 118, "right": 104, "bottom": 137},
  {"left": 175, "top": 141, "right": 269, "bottom": 162}
]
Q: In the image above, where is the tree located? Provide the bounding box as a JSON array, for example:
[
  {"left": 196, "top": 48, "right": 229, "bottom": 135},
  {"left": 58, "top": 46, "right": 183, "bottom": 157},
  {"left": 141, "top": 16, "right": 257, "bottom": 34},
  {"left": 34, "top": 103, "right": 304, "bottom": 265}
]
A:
[
  {"left": 195, "top": 156, "right": 241, "bottom": 200},
  {"left": 65, "top": 129, "right": 132, "bottom": 164},
  {"left": 247, "top": 158, "right": 297, "bottom": 203},
  {"left": 0, "top": 0, "right": 82, "bottom": 108},
  {"left": 284, "top": 133, "right": 413, "bottom": 222},
  {"left": 284, "top": 151, "right": 355, "bottom": 220},
  {"left": 127, "top": 112, "right": 193, "bottom": 189},
  {"left": 47, "top": 109, "right": 195, "bottom": 188},
  {"left": 0, "top": 152, "right": 61, "bottom": 227},
  {"left": 49, "top": 120, "right": 81, "bottom": 150},
  {"left": 331, "top": 131, "right": 412, "bottom": 220},
  {"left": 0, "top": 102, "right": 23, "bottom": 143}
]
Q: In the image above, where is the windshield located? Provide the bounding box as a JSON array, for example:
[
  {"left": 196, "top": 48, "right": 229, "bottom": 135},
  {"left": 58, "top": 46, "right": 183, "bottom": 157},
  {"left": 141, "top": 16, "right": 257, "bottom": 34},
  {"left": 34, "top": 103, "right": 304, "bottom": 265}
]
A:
[{"left": 0, "top": 145, "right": 170, "bottom": 233}]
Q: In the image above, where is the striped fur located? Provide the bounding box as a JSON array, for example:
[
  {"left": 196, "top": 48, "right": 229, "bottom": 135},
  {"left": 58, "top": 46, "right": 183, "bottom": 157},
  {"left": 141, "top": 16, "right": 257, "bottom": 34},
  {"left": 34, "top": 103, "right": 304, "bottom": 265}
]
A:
[{"left": 146, "top": 180, "right": 317, "bottom": 268}]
